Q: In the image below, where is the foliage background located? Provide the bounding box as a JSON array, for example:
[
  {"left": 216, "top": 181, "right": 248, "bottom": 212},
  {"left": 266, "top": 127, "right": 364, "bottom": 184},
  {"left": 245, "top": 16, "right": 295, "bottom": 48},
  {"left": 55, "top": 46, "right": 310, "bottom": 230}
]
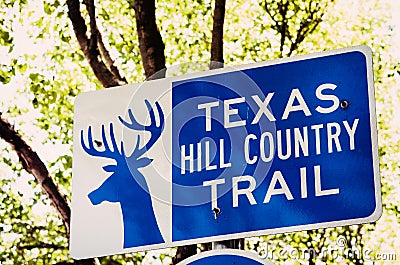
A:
[{"left": 0, "top": 0, "right": 399, "bottom": 264}]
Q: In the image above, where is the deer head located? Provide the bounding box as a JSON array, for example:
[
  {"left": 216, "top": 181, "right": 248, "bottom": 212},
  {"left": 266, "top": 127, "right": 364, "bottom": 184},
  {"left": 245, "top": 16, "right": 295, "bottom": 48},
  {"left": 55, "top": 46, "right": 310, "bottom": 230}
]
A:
[{"left": 81, "top": 100, "right": 164, "bottom": 205}]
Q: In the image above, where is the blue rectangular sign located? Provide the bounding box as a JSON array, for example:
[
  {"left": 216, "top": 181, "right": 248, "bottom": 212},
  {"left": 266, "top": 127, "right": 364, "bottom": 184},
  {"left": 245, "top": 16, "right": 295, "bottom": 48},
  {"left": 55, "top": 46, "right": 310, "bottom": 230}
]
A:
[{"left": 171, "top": 45, "right": 380, "bottom": 242}]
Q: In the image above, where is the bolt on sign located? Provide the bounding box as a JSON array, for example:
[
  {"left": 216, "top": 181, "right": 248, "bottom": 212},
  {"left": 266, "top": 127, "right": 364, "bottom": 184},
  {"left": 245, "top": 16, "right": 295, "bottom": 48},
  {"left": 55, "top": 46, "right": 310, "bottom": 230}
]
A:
[{"left": 70, "top": 46, "right": 381, "bottom": 259}]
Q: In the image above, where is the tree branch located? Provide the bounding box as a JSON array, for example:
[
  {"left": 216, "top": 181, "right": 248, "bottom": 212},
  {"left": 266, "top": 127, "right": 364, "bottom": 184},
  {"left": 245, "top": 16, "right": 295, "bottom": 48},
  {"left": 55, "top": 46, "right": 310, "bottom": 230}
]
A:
[
  {"left": 66, "top": 0, "right": 126, "bottom": 87},
  {"left": 84, "top": 0, "right": 97, "bottom": 51},
  {"left": 0, "top": 115, "right": 99, "bottom": 265},
  {"left": 0, "top": 115, "right": 71, "bottom": 236},
  {"left": 97, "top": 32, "right": 127, "bottom": 83},
  {"left": 278, "top": 1, "right": 289, "bottom": 56},
  {"left": 130, "top": 0, "right": 166, "bottom": 79},
  {"left": 287, "top": 2, "right": 324, "bottom": 56},
  {"left": 263, "top": 0, "right": 330, "bottom": 57},
  {"left": 55, "top": 260, "right": 100, "bottom": 265},
  {"left": 210, "top": 0, "right": 226, "bottom": 69},
  {"left": 106, "top": 260, "right": 123, "bottom": 265},
  {"left": 18, "top": 242, "right": 67, "bottom": 250}
]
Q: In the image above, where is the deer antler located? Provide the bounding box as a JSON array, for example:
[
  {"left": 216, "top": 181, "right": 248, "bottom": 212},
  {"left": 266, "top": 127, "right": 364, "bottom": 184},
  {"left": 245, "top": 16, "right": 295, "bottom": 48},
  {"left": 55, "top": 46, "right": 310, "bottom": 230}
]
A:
[
  {"left": 118, "top": 100, "right": 164, "bottom": 159},
  {"left": 81, "top": 123, "right": 124, "bottom": 159}
]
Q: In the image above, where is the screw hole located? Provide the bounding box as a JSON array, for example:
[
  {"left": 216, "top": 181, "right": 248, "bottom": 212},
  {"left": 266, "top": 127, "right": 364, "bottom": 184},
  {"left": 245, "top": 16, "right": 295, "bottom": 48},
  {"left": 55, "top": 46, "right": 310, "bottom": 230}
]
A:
[
  {"left": 213, "top": 207, "right": 221, "bottom": 219},
  {"left": 340, "top": 100, "right": 350, "bottom": 109}
]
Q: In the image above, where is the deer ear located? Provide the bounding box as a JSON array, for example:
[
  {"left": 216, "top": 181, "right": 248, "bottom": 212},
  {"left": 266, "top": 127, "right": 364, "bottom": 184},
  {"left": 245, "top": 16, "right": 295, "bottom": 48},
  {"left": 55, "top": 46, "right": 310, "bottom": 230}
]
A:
[
  {"left": 103, "top": 165, "right": 117, "bottom": 172},
  {"left": 136, "top": 157, "right": 153, "bottom": 168}
]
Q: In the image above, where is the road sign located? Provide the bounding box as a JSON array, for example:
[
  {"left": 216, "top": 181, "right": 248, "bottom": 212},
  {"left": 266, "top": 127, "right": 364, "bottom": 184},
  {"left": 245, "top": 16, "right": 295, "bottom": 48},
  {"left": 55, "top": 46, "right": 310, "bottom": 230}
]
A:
[
  {"left": 70, "top": 45, "right": 381, "bottom": 259},
  {"left": 176, "top": 249, "right": 275, "bottom": 265}
]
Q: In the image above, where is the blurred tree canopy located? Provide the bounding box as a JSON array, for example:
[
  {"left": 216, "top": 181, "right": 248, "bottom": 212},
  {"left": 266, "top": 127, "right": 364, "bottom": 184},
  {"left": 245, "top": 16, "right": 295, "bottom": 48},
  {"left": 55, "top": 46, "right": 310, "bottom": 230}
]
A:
[{"left": 0, "top": 0, "right": 399, "bottom": 264}]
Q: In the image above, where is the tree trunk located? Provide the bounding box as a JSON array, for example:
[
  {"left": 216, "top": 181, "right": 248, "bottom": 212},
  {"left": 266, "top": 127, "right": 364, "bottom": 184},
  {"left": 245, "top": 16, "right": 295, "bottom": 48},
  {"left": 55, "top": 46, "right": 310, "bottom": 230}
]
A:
[
  {"left": 66, "top": 0, "right": 126, "bottom": 87},
  {"left": 0, "top": 117, "right": 99, "bottom": 265},
  {"left": 210, "top": 0, "right": 226, "bottom": 69},
  {"left": 0, "top": 115, "right": 71, "bottom": 236},
  {"left": 132, "top": 0, "right": 166, "bottom": 79}
]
